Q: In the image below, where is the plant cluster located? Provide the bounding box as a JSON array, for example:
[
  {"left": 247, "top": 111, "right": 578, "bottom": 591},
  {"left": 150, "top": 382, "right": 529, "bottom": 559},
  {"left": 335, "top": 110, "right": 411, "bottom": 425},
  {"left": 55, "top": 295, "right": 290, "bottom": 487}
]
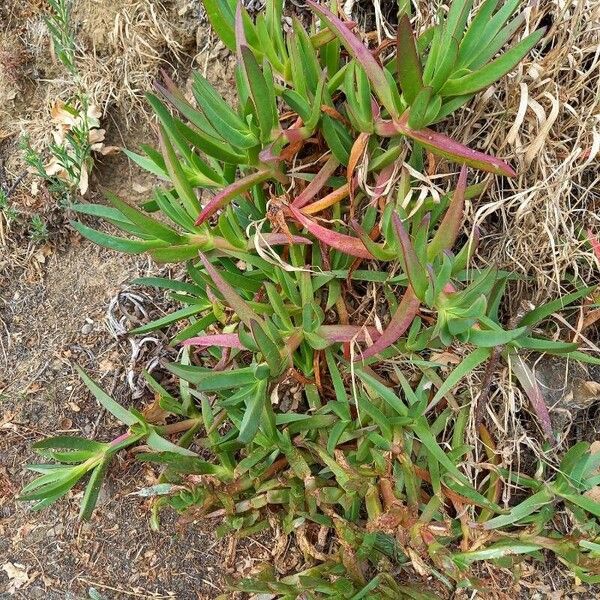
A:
[
  {"left": 22, "top": 0, "right": 115, "bottom": 204},
  {"left": 22, "top": 0, "right": 600, "bottom": 596}
]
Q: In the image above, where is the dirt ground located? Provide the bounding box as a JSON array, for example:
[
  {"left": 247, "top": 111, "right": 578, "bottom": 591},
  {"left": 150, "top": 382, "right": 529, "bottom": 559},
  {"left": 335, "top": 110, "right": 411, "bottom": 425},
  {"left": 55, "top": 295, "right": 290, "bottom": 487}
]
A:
[
  {"left": 1, "top": 0, "right": 599, "bottom": 598},
  {"left": 0, "top": 2, "right": 263, "bottom": 597}
]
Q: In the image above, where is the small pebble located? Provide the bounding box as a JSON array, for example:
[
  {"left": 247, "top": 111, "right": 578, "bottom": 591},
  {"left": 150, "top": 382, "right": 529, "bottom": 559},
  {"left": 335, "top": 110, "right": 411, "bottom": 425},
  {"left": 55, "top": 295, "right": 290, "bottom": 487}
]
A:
[{"left": 81, "top": 323, "right": 93, "bottom": 335}]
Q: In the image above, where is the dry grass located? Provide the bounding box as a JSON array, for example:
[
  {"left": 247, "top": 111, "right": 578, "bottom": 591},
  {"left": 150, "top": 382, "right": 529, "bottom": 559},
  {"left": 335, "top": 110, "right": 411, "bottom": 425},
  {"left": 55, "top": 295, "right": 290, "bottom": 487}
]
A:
[
  {"left": 461, "top": 0, "right": 599, "bottom": 302},
  {"left": 4, "top": 0, "right": 198, "bottom": 157},
  {"left": 70, "top": 0, "right": 189, "bottom": 118},
  {"left": 363, "top": 0, "right": 599, "bottom": 305}
]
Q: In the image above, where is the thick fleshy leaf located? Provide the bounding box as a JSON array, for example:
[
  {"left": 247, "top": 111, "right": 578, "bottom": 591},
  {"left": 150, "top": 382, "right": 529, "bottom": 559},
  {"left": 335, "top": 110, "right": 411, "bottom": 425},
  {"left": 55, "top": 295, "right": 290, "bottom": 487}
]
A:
[
  {"left": 351, "top": 219, "right": 395, "bottom": 260},
  {"left": 75, "top": 365, "right": 138, "bottom": 426},
  {"left": 202, "top": 0, "right": 236, "bottom": 50},
  {"left": 191, "top": 72, "right": 258, "bottom": 149},
  {"left": 199, "top": 253, "right": 262, "bottom": 327},
  {"left": 307, "top": 0, "right": 398, "bottom": 117},
  {"left": 378, "top": 114, "right": 516, "bottom": 177},
  {"left": 483, "top": 488, "right": 554, "bottom": 530},
  {"left": 457, "top": 0, "right": 503, "bottom": 68},
  {"left": 428, "top": 37, "right": 459, "bottom": 93},
  {"left": 195, "top": 169, "right": 271, "bottom": 225},
  {"left": 79, "top": 459, "right": 109, "bottom": 520},
  {"left": 106, "top": 192, "right": 183, "bottom": 244},
  {"left": 159, "top": 126, "right": 201, "bottom": 218},
  {"left": 427, "top": 166, "right": 467, "bottom": 259},
  {"left": 240, "top": 45, "right": 277, "bottom": 140},
  {"left": 238, "top": 379, "right": 268, "bottom": 444},
  {"left": 392, "top": 213, "right": 428, "bottom": 300},
  {"left": 396, "top": 14, "right": 423, "bottom": 104},
  {"left": 71, "top": 221, "right": 166, "bottom": 254},
  {"left": 147, "top": 92, "right": 241, "bottom": 166},
  {"left": 322, "top": 115, "right": 352, "bottom": 165},
  {"left": 443, "top": 29, "right": 545, "bottom": 97},
  {"left": 407, "top": 86, "right": 433, "bottom": 130},
  {"left": 173, "top": 119, "right": 246, "bottom": 165},
  {"left": 471, "top": 11, "right": 527, "bottom": 71},
  {"left": 164, "top": 362, "right": 257, "bottom": 389},
  {"left": 289, "top": 205, "right": 375, "bottom": 260},
  {"left": 356, "top": 286, "right": 420, "bottom": 360},
  {"left": 250, "top": 320, "right": 285, "bottom": 376},
  {"left": 444, "top": 0, "right": 474, "bottom": 41},
  {"left": 317, "top": 325, "right": 381, "bottom": 343}
]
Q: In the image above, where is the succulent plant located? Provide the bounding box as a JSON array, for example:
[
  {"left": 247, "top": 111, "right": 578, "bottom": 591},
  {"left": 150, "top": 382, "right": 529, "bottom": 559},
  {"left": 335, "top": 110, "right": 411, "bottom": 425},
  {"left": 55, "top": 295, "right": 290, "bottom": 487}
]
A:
[{"left": 23, "top": 1, "right": 600, "bottom": 595}]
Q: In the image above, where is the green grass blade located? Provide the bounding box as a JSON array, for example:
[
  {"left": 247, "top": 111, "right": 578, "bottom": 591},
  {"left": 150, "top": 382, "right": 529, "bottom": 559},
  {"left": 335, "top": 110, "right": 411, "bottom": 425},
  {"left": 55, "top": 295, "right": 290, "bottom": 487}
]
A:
[{"left": 75, "top": 365, "right": 139, "bottom": 426}]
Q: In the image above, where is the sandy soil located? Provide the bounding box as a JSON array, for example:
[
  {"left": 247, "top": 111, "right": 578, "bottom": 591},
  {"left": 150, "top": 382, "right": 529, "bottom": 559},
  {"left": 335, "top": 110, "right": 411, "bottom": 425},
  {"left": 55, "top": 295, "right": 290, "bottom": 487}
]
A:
[{"left": 0, "top": 2, "right": 257, "bottom": 597}]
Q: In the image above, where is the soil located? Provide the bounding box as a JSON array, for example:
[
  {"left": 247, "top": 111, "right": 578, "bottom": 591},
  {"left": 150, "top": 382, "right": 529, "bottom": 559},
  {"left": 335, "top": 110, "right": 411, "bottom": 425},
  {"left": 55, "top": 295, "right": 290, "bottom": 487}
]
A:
[{"left": 0, "top": 2, "right": 259, "bottom": 598}]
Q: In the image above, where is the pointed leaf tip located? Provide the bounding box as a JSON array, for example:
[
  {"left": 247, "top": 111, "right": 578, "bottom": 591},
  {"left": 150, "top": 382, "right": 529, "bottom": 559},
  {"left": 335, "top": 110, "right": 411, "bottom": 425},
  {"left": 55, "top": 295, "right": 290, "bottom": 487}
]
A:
[
  {"left": 289, "top": 205, "right": 375, "bottom": 260},
  {"left": 392, "top": 114, "right": 517, "bottom": 177},
  {"left": 392, "top": 213, "right": 428, "bottom": 299},
  {"left": 199, "top": 252, "right": 262, "bottom": 327},
  {"left": 427, "top": 165, "right": 468, "bottom": 259},
  {"left": 306, "top": 0, "right": 399, "bottom": 118}
]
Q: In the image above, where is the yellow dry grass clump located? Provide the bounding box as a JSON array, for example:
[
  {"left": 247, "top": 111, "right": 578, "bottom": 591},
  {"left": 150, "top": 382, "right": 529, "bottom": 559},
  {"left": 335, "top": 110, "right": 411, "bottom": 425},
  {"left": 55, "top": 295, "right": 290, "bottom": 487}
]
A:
[
  {"left": 4, "top": 0, "right": 193, "bottom": 153},
  {"left": 462, "top": 0, "right": 599, "bottom": 302},
  {"left": 71, "top": 0, "right": 188, "bottom": 116}
]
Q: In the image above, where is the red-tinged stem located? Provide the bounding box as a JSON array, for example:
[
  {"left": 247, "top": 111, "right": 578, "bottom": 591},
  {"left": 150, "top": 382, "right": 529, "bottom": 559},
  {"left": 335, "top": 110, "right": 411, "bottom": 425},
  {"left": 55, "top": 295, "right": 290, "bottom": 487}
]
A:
[
  {"left": 281, "top": 127, "right": 311, "bottom": 146},
  {"left": 250, "top": 233, "right": 313, "bottom": 248},
  {"left": 318, "top": 325, "right": 382, "bottom": 343},
  {"left": 110, "top": 432, "right": 132, "bottom": 447},
  {"left": 354, "top": 286, "right": 421, "bottom": 361},
  {"left": 195, "top": 169, "right": 272, "bottom": 225},
  {"left": 235, "top": 3, "right": 247, "bottom": 62},
  {"left": 182, "top": 334, "right": 244, "bottom": 349}
]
